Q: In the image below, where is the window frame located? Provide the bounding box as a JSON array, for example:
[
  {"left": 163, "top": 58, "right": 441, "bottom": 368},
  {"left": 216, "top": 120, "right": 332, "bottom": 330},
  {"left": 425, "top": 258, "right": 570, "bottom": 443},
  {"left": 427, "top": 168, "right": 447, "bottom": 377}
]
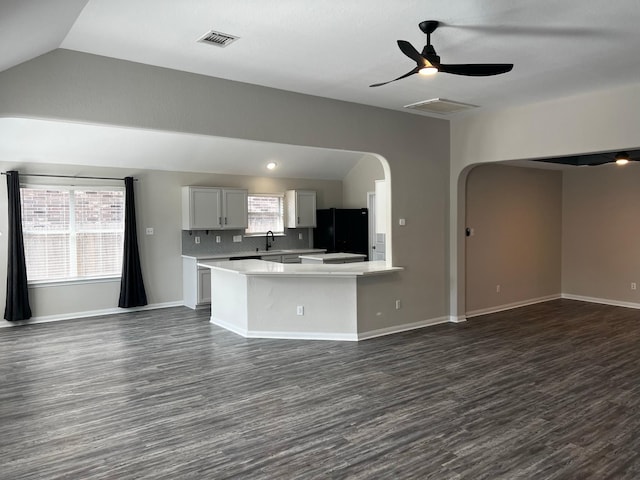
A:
[
  {"left": 244, "top": 193, "right": 285, "bottom": 236},
  {"left": 20, "top": 183, "right": 126, "bottom": 286}
]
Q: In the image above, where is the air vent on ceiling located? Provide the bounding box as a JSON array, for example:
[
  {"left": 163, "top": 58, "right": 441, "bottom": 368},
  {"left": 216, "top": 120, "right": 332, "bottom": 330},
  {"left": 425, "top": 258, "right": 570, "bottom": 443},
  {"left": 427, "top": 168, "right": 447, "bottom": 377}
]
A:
[
  {"left": 198, "top": 30, "right": 239, "bottom": 47},
  {"left": 404, "top": 98, "right": 478, "bottom": 115}
]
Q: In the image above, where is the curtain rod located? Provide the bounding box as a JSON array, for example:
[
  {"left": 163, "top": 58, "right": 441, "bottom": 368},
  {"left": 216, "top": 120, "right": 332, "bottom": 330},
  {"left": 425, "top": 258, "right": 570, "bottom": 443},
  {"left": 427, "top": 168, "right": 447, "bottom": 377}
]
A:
[{"left": 1, "top": 172, "right": 137, "bottom": 181}]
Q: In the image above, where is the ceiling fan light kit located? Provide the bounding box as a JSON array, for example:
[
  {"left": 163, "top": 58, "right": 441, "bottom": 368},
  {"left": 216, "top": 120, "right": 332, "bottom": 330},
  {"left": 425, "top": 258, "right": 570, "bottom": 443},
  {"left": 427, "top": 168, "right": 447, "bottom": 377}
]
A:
[{"left": 370, "top": 20, "right": 514, "bottom": 87}]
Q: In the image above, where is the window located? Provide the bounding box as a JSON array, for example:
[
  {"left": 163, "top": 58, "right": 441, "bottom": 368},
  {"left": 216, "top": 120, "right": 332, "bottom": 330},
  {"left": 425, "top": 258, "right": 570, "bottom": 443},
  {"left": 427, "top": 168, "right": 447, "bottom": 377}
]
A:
[
  {"left": 20, "top": 185, "right": 125, "bottom": 283},
  {"left": 245, "top": 194, "right": 284, "bottom": 235}
]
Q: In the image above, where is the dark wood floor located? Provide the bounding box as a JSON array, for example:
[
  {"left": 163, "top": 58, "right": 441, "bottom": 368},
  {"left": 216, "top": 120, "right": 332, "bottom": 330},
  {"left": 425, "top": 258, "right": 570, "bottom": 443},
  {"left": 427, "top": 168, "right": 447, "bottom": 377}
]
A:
[{"left": 2, "top": 299, "right": 640, "bottom": 479}]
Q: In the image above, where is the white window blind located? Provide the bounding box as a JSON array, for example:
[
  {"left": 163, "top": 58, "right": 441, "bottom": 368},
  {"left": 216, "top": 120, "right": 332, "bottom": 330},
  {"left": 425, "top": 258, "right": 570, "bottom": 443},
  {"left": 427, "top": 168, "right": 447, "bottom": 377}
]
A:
[
  {"left": 245, "top": 194, "right": 284, "bottom": 235},
  {"left": 20, "top": 186, "right": 125, "bottom": 282}
]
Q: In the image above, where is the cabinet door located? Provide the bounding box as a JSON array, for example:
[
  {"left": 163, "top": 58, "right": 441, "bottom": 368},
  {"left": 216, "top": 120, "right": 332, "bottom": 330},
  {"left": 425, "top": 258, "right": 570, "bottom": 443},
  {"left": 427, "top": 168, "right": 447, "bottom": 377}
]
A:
[
  {"left": 222, "top": 189, "right": 248, "bottom": 229},
  {"left": 295, "top": 191, "right": 317, "bottom": 227},
  {"left": 186, "top": 187, "right": 222, "bottom": 230},
  {"left": 281, "top": 254, "right": 302, "bottom": 264},
  {"left": 198, "top": 268, "right": 212, "bottom": 304},
  {"left": 285, "top": 190, "right": 316, "bottom": 228},
  {"left": 261, "top": 255, "right": 282, "bottom": 263}
]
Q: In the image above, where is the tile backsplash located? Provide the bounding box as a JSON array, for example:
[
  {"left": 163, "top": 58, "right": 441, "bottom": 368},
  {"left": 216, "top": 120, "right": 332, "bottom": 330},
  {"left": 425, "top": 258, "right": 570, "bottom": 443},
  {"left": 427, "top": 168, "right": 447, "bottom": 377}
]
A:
[{"left": 182, "top": 228, "right": 313, "bottom": 256}]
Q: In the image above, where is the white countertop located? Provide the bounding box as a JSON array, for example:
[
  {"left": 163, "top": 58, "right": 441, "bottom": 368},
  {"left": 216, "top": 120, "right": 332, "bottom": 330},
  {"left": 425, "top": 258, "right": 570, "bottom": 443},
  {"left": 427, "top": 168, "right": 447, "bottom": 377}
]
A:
[
  {"left": 183, "top": 248, "right": 325, "bottom": 261},
  {"left": 298, "top": 252, "right": 367, "bottom": 261},
  {"left": 198, "top": 259, "right": 403, "bottom": 277}
]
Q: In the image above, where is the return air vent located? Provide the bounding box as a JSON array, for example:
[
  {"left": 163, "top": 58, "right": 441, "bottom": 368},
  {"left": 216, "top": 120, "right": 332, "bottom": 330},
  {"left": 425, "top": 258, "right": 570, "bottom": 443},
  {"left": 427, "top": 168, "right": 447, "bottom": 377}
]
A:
[
  {"left": 198, "top": 30, "right": 239, "bottom": 47},
  {"left": 404, "top": 98, "right": 478, "bottom": 115}
]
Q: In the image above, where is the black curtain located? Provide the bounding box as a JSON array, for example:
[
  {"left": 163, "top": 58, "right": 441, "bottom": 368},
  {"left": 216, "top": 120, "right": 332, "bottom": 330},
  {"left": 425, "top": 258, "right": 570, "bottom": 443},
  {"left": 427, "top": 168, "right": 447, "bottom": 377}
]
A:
[
  {"left": 4, "top": 171, "right": 32, "bottom": 321},
  {"left": 118, "top": 177, "right": 148, "bottom": 308}
]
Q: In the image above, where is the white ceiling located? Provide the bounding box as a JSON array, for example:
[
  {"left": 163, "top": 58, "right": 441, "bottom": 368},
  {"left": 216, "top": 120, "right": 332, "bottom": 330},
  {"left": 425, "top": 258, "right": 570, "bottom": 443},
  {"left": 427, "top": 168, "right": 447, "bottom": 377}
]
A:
[{"left": 2, "top": 0, "right": 640, "bottom": 175}]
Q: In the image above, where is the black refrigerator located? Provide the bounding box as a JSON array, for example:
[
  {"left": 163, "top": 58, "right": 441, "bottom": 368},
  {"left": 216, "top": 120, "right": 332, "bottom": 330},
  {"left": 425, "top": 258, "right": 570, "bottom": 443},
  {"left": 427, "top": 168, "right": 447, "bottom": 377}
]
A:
[{"left": 313, "top": 208, "right": 369, "bottom": 259}]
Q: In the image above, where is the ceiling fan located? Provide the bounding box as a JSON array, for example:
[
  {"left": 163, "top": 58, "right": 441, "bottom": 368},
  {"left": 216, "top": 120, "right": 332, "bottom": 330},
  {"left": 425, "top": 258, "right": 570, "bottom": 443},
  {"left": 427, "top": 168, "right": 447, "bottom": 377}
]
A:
[{"left": 370, "top": 20, "right": 514, "bottom": 87}]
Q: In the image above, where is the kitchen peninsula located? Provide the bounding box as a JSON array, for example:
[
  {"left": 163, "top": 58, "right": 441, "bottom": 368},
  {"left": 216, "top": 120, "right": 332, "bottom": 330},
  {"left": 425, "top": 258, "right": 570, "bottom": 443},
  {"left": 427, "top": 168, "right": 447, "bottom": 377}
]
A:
[
  {"left": 182, "top": 248, "right": 325, "bottom": 309},
  {"left": 198, "top": 259, "right": 403, "bottom": 341}
]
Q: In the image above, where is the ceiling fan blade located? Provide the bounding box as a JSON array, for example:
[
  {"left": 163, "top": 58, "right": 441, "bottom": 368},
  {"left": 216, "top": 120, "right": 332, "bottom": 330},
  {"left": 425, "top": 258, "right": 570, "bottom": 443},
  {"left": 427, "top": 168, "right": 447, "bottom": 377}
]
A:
[
  {"left": 397, "top": 40, "right": 428, "bottom": 66},
  {"left": 438, "top": 63, "right": 513, "bottom": 76},
  {"left": 369, "top": 67, "right": 421, "bottom": 87}
]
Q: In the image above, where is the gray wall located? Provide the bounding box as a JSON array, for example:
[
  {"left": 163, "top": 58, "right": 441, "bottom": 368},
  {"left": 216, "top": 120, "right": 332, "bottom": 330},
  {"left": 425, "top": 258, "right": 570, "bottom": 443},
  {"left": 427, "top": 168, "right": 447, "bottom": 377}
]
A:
[
  {"left": 342, "top": 155, "right": 384, "bottom": 208},
  {"left": 0, "top": 49, "right": 450, "bottom": 327},
  {"left": 0, "top": 161, "right": 344, "bottom": 321},
  {"left": 562, "top": 163, "right": 640, "bottom": 304},
  {"left": 465, "top": 164, "right": 562, "bottom": 314},
  {"left": 450, "top": 82, "right": 640, "bottom": 319}
]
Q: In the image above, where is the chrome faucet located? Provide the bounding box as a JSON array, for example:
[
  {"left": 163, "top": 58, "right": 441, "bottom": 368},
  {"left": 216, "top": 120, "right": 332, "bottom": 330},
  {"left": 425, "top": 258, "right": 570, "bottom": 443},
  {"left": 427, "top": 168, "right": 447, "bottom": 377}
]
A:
[{"left": 265, "top": 230, "right": 275, "bottom": 251}]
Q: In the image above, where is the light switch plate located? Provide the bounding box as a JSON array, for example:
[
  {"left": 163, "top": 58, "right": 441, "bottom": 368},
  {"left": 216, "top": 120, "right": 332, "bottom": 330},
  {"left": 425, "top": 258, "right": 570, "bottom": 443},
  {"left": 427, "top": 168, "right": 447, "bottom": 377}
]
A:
[{"left": 233, "top": 235, "right": 242, "bottom": 242}]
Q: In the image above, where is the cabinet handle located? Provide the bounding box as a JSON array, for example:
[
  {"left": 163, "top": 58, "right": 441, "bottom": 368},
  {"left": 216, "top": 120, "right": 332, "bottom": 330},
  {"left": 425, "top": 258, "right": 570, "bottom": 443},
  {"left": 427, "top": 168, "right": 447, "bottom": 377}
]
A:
[
  {"left": 297, "top": 216, "right": 300, "bottom": 225},
  {"left": 218, "top": 216, "right": 222, "bottom": 226},
  {"left": 225, "top": 217, "right": 228, "bottom": 225}
]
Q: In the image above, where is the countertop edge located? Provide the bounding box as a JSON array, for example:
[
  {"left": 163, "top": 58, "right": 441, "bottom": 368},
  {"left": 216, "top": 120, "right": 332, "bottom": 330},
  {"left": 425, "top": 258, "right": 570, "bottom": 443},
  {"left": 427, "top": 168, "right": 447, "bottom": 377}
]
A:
[
  {"left": 183, "top": 248, "right": 326, "bottom": 261},
  {"left": 197, "top": 259, "right": 403, "bottom": 277}
]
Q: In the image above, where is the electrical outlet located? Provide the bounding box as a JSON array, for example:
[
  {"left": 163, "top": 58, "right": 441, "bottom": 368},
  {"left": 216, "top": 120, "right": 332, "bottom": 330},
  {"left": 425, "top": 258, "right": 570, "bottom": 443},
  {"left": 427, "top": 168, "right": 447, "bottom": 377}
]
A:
[
  {"left": 145, "top": 227, "right": 154, "bottom": 235},
  {"left": 296, "top": 305, "right": 304, "bottom": 316},
  {"left": 216, "top": 235, "right": 221, "bottom": 243},
  {"left": 496, "top": 284, "right": 501, "bottom": 293},
  {"left": 395, "top": 299, "right": 402, "bottom": 310},
  {"left": 632, "top": 282, "right": 637, "bottom": 290},
  {"left": 233, "top": 235, "right": 242, "bottom": 242},
  {"left": 399, "top": 218, "right": 406, "bottom": 226},
  {"left": 195, "top": 236, "right": 200, "bottom": 244},
  {"left": 298, "top": 233, "right": 303, "bottom": 240}
]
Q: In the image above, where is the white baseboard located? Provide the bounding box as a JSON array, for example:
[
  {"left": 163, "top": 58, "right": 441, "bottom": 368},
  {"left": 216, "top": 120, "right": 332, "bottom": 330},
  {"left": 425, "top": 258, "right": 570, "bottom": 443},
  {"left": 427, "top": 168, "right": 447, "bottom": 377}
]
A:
[
  {"left": 561, "top": 293, "right": 640, "bottom": 310},
  {"left": 357, "top": 316, "right": 450, "bottom": 341},
  {"left": 466, "top": 294, "right": 561, "bottom": 318},
  {"left": 448, "top": 315, "right": 467, "bottom": 323},
  {"left": 249, "top": 330, "right": 359, "bottom": 341},
  {"left": 209, "top": 317, "right": 249, "bottom": 337},
  {"left": 210, "top": 317, "right": 358, "bottom": 341},
  {"left": 0, "top": 301, "right": 184, "bottom": 328},
  {"left": 211, "top": 316, "right": 450, "bottom": 342}
]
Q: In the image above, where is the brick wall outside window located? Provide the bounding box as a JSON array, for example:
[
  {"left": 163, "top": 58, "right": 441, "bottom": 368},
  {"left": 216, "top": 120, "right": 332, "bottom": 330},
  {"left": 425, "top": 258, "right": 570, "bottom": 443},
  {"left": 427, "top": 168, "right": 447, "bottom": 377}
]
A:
[
  {"left": 246, "top": 195, "right": 284, "bottom": 235},
  {"left": 20, "top": 186, "right": 125, "bottom": 282}
]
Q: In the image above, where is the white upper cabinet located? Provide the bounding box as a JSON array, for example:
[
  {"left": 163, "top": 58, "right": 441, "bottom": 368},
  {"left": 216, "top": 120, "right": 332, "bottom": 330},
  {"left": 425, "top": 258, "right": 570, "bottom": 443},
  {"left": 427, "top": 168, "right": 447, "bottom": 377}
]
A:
[
  {"left": 182, "top": 187, "right": 222, "bottom": 230},
  {"left": 285, "top": 190, "right": 316, "bottom": 228},
  {"left": 222, "top": 188, "right": 248, "bottom": 229},
  {"left": 182, "top": 186, "right": 247, "bottom": 230}
]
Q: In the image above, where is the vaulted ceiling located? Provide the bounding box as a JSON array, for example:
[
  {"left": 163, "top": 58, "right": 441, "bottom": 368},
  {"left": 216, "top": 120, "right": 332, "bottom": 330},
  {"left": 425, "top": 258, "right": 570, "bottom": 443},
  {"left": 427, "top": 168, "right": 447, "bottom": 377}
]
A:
[{"left": 2, "top": 1, "right": 639, "bottom": 175}]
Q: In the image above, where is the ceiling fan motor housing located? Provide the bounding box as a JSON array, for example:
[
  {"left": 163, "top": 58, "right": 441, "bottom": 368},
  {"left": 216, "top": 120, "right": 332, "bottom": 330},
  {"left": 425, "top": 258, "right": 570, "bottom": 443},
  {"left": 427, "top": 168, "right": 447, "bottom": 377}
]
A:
[{"left": 421, "top": 45, "right": 440, "bottom": 64}]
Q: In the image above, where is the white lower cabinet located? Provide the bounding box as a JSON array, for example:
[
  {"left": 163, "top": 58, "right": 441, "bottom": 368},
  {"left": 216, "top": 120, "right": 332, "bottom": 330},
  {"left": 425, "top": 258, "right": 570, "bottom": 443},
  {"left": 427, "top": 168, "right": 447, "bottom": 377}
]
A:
[
  {"left": 261, "top": 255, "right": 282, "bottom": 263},
  {"left": 183, "top": 256, "right": 228, "bottom": 309},
  {"left": 281, "top": 254, "right": 302, "bottom": 264},
  {"left": 261, "top": 254, "right": 302, "bottom": 263},
  {"left": 198, "top": 268, "right": 211, "bottom": 304}
]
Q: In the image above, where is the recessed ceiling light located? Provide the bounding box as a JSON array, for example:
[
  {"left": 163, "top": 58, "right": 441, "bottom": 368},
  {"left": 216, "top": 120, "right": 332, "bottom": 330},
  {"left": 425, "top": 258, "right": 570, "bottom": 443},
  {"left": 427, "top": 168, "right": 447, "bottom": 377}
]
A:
[
  {"left": 615, "top": 151, "right": 630, "bottom": 165},
  {"left": 266, "top": 162, "right": 277, "bottom": 170}
]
